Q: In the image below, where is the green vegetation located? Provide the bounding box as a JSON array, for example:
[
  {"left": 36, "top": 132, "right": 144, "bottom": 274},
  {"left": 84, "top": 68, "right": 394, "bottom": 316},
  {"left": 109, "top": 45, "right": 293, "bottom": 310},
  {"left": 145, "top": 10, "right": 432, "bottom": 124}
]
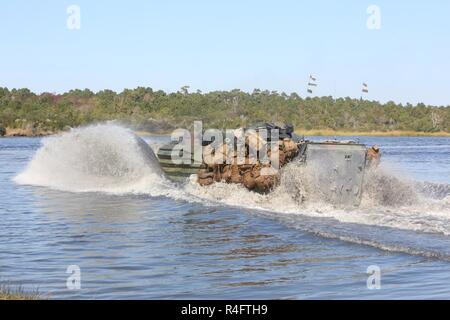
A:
[{"left": 1, "top": 87, "right": 449, "bottom": 135}]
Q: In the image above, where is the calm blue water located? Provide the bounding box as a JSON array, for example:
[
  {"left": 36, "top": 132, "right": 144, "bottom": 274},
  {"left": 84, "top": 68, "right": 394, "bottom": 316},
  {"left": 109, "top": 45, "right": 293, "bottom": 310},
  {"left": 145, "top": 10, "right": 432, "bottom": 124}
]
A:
[{"left": 1, "top": 132, "right": 450, "bottom": 299}]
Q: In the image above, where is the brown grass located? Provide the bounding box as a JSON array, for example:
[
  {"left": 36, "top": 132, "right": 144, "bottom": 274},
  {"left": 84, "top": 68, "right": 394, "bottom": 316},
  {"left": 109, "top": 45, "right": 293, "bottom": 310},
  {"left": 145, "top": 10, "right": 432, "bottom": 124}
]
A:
[
  {"left": 5, "top": 127, "right": 54, "bottom": 137},
  {"left": 0, "top": 284, "right": 41, "bottom": 300},
  {"left": 137, "top": 129, "right": 450, "bottom": 138},
  {"left": 133, "top": 130, "right": 173, "bottom": 136},
  {"left": 295, "top": 129, "right": 450, "bottom": 137}
]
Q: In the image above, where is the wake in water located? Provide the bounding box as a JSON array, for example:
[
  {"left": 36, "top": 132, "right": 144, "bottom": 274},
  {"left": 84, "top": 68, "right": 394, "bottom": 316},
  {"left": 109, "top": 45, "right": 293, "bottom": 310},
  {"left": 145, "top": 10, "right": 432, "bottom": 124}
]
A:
[
  {"left": 186, "top": 162, "right": 450, "bottom": 232},
  {"left": 14, "top": 123, "right": 450, "bottom": 258},
  {"left": 185, "top": 163, "right": 450, "bottom": 259}
]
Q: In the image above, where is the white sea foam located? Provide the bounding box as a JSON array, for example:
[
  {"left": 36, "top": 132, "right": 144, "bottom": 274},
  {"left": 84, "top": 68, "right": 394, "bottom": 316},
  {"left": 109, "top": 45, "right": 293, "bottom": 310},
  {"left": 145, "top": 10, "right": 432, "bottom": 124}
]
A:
[
  {"left": 185, "top": 164, "right": 450, "bottom": 235},
  {"left": 14, "top": 124, "right": 188, "bottom": 201}
]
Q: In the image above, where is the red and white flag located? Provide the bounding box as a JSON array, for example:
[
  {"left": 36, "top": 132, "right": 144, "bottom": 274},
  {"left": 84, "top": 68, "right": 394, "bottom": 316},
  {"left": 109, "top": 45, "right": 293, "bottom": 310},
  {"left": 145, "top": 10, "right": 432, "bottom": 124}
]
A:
[
  {"left": 307, "top": 75, "right": 317, "bottom": 94},
  {"left": 362, "top": 83, "right": 369, "bottom": 93}
]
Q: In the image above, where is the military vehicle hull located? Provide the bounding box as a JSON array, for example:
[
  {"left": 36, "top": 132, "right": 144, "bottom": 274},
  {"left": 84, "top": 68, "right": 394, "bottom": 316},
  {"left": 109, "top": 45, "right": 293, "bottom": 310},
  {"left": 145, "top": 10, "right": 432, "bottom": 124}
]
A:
[{"left": 301, "top": 142, "right": 367, "bottom": 207}]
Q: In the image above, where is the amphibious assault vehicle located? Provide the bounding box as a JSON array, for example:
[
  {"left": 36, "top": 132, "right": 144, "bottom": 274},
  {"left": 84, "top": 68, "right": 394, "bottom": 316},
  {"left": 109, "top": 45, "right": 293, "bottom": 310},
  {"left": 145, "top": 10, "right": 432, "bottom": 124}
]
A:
[{"left": 156, "top": 123, "right": 375, "bottom": 207}]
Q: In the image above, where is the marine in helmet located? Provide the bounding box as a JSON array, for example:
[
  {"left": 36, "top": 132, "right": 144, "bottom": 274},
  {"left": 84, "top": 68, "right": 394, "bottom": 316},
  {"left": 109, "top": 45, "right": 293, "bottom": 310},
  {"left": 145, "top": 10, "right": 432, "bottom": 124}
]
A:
[{"left": 367, "top": 145, "right": 381, "bottom": 168}]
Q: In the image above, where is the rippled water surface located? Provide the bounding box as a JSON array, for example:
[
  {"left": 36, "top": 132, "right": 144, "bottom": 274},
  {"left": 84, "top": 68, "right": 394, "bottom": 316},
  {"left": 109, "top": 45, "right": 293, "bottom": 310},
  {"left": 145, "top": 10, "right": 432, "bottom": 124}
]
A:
[{"left": 1, "top": 129, "right": 450, "bottom": 299}]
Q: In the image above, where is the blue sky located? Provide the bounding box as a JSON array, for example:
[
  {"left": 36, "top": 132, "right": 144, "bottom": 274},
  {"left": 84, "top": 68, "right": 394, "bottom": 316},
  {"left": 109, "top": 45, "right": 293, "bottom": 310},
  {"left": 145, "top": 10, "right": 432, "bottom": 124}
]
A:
[{"left": 1, "top": 0, "right": 449, "bottom": 105}]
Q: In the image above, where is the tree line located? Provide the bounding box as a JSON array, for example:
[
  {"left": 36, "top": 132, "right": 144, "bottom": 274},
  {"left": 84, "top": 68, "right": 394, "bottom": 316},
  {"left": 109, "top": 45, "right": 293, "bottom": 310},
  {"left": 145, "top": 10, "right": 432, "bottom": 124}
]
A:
[{"left": 1, "top": 87, "right": 449, "bottom": 134}]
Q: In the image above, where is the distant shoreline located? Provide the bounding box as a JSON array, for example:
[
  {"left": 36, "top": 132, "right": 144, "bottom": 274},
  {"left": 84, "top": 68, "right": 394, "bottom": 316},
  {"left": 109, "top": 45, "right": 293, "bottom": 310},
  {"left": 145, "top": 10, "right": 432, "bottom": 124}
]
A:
[
  {"left": 136, "top": 129, "right": 450, "bottom": 137},
  {"left": 3, "top": 128, "right": 449, "bottom": 138},
  {"left": 2, "top": 88, "right": 450, "bottom": 138},
  {"left": 1, "top": 127, "right": 55, "bottom": 137},
  {"left": 294, "top": 129, "right": 450, "bottom": 137}
]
